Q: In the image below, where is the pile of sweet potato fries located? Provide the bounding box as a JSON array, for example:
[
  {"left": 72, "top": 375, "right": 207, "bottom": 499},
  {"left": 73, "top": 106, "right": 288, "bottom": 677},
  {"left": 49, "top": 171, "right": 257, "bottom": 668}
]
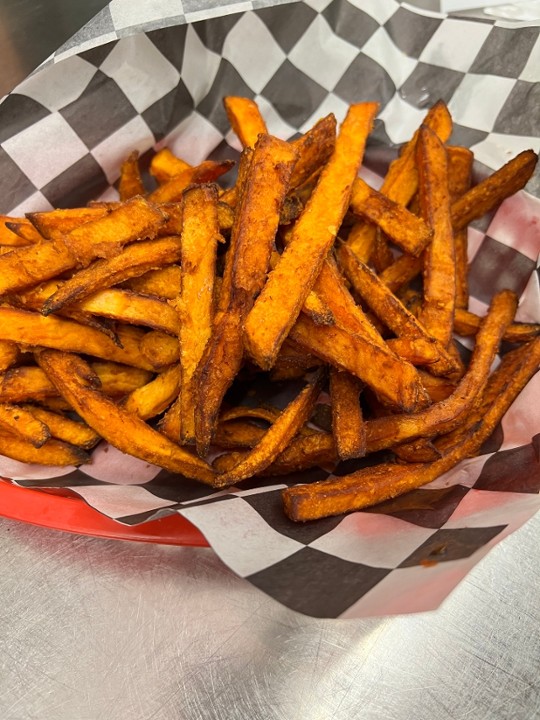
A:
[{"left": 0, "top": 96, "right": 538, "bottom": 521}]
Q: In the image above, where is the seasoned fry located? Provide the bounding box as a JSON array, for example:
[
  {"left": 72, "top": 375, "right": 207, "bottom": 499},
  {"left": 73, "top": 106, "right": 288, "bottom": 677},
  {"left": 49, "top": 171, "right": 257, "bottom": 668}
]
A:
[
  {"left": 454, "top": 307, "right": 540, "bottom": 343},
  {"left": 0, "top": 403, "right": 50, "bottom": 447},
  {"left": 148, "top": 160, "right": 234, "bottom": 204},
  {"left": 0, "top": 427, "right": 89, "bottom": 466},
  {"left": 224, "top": 96, "right": 268, "bottom": 148},
  {"left": 378, "top": 253, "right": 423, "bottom": 294},
  {"left": 37, "top": 350, "right": 215, "bottom": 484},
  {"left": 330, "top": 369, "right": 366, "bottom": 460},
  {"left": 123, "top": 265, "right": 181, "bottom": 299},
  {"left": 213, "top": 370, "right": 324, "bottom": 486},
  {"left": 123, "top": 364, "right": 181, "bottom": 420},
  {"left": 150, "top": 148, "right": 191, "bottom": 184},
  {"left": 28, "top": 206, "right": 109, "bottom": 239},
  {"left": 118, "top": 151, "right": 145, "bottom": 200},
  {"left": 22, "top": 404, "right": 100, "bottom": 449},
  {"left": 447, "top": 147, "right": 473, "bottom": 308},
  {"left": 139, "top": 331, "right": 179, "bottom": 369},
  {"left": 244, "top": 102, "right": 379, "bottom": 370},
  {"left": 0, "top": 341, "right": 20, "bottom": 373},
  {"left": 78, "top": 289, "right": 179, "bottom": 334},
  {"left": 0, "top": 216, "right": 41, "bottom": 246}
]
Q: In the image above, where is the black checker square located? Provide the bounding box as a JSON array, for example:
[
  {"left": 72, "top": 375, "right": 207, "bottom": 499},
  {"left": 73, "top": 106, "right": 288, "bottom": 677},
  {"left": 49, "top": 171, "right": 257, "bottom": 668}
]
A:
[
  {"left": 14, "top": 470, "right": 108, "bottom": 489},
  {"left": 248, "top": 546, "right": 389, "bottom": 618},
  {"left": 449, "top": 123, "right": 489, "bottom": 152},
  {"left": 493, "top": 81, "right": 540, "bottom": 137},
  {"left": 470, "top": 26, "right": 539, "bottom": 78},
  {"left": 191, "top": 13, "right": 243, "bottom": 55},
  {"left": 255, "top": 2, "right": 318, "bottom": 53},
  {"left": 323, "top": 0, "right": 380, "bottom": 50},
  {"left": 262, "top": 60, "right": 327, "bottom": 128},
  {"left": 79, "top": 41, "right": 118, "bottom": 69},
  {"left": 0, "top": 94, "right": 50, "bottom": 145},
  {"left": 242, "top": 488, "right": 344, "bottom": 544},
  {"left": 333, "top": 53, "right": 395, "bottom": 108},
  {"left": 384, "top": 7, "right": 442, "bottom": 59},
  {"left": 399, "top": 63, "right": 464, "bottom": 109},
  {"left": 473, "top": 435, "right": 540, "bottom": 494},
  {"left": 468, "top": 236, "right": 536, "bottom": 305},
  {"left": 365, "top": 485, "right": 470, "bottom": 530},
  {"left": 41, "top": 153, "right": 108, "bottom": 208},
  {"left": 0, "top": 147, "right": 37, "bottom": 213},
  {"left": 60, "top": 70, "right": 138, "bottom": 149},
  {"left": 399, "top": 525, "right": 507, "bottom": 568},
  {"left": 142, "top": 80, "right": 194, "bottom": 141},
  {"left": 145, "top": 469, "right": 221, "bottom": 504},
  {"left": 197, "top": 60, "right": 256, "bottom": 135},
  {"left": 147, "top": 24, "right": 188, "bottom": 72},
  {"left": 477, "top": 421, "right": 504, "bottom": 456}
]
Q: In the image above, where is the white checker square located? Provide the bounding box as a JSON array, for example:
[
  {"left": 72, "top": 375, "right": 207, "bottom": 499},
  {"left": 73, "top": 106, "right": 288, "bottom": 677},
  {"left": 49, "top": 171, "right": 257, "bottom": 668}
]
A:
[
  {"left": 80, "top": 444, "right": 161, "bottom": 485},
  {"left": 486, "top": 191, "right": 540, "bottom": 262},
  {"left": 347, "top": 0, "right": 399, "bottom": 24},
  {"left": 94, "top": 185, "right": 120, "bottom": 203},
  {"left": 53, "top": 34, "right": 119, "bottom": 65},
  {"left": 500, "top": 370, "right": 540, "bottom": 451},
  {"left": 16, "top": 56, "right": 97, "bottom": 112},
  {"left": 362, "top": 27, "right": 418, "bottom": 88},
  {"left": 515, "top": 265, "right": 540, "bottom": 323},
  {"left": 419, "top": 19, "right": 492, "bottom": 73},
  {"left": 444, "top": 490, "right": 540, "bottom": 530},
  {"left": 359, "top": 164, "right": 383, "bottom": 191},
  {"left": 288, "top": 15, "right": 359, "bottom": 92},
  {"left": 470, "top": 133, "right": 540, "bottom": 175},
  {"left": 2, "top": 112, "right": 88, "bottom": 188},
  {"left": 74, "top": 484, "right": 176, "bottom": 519},
  {"left": 109, "top": 0, "right": 184, "bottom": 30},
  {"left": 298, "top": 92, "right": 349, "bottom": 134},
  {"left": 519, "top": 32, "right": 540, "bottom": 81},
  {"left": 466, "top": 226, "right": 487, "bottom": 263},
  {"left": 181, "top": 498, "right": 304, "bottom": 577},
  {"left": 0, "top": 459, "right": 74, "bottom": 482},
  {"left": 100, "top": 35, "right": 180, "bottom": 113},
  {"left": 8, "top": 190, "right": 53, "bottom": 217},
  {"left": 181, "top": 25, "right": 221, "bottom": 105},
  {"left": 309, "top": 513, "right": 436, "bottom": 569},
  {"left": 303, "top": 0, "right": 333, "bottom": 12},
  {"left": 448, "top": 74, "right": 516, "bottom": 132},
  {"left": 183, "top": 3, "right": 252, "bottom": 25},
  {"left": 378, "top": 94, "right": 429, "bottom": 145},
  {"left": 222, "top": 13, "right": 286, "bottom": 94},
  {"left": 91, "top": 115, "right": 155, "bottom": 184},
  {"left": 164, "top": 111, "right": 224, "bottom": 165},
  {"left": 254, "top": 94, "right": 297, "bottom": 140}
]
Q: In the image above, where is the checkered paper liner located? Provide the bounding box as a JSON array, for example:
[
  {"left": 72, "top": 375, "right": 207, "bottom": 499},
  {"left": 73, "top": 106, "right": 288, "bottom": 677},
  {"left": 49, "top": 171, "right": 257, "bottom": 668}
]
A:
[{"left": 0, "top": 0, "right": 539, "bottom": 618}]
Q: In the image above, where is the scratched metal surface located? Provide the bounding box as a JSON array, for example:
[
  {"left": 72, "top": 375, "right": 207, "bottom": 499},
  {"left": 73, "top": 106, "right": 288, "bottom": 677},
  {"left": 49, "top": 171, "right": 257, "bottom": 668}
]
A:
[{"left": 0, "top": 514, "right": 539, "bottom": 720}]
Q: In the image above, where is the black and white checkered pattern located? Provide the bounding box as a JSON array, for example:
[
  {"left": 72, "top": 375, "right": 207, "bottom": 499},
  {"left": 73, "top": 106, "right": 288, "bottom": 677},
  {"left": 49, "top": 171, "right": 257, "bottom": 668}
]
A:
[{"left": 0, "top": 0, "right": 539, "bottom": 618}]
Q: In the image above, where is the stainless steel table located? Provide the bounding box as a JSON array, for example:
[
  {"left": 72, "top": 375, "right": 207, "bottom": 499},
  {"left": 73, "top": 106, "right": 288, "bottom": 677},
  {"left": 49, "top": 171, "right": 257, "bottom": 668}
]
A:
[{"left": 1, "top": 512, "right": 539, "bottom": 719}]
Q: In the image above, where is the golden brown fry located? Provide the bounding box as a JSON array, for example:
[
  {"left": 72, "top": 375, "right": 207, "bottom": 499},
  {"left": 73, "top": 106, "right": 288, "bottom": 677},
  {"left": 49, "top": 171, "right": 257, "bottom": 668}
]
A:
[
  {"left": 122, "top": 265, "right": 181, "bottom": 299},
  {"left": 119, "top": 150, "right": 145, "bottom": 200},
  {"left": 454, "top": 307, "right": 540, "bottom": 343},
  {"left": 244, "top": 103, "right": 379, "bottom": 369},
  {"left": 290, "top": 313, "right": 427, "bottom": 412},
  {"left": 0, "top": 427, "right": 89, "bottom": 466},
  {"left": 385, "top": 336, "right": 441, "bottom": 366},
  {"left": 337, "top": 244, "right": 458, "bottom": 375},
  {"left": 289, "top": 114, "right": 336, "bottom": 190},
  {"left": 378, "top": 253, "right": 423, "bottom": 294},
  {"left": 330, "top": 369, "right": 366, "bottom": 460},
  {"left": 451, "top": 150, "right": 538, "bottom": 231},
  {"left": 268, "top": 431, "right": 337, "bottom": 475},
  {"left": 78, "top": 289, "right": 180, "bottom": 335},
  {"left": 22, "top": 404, "right": 100, "bottom": 449},
  {"left": 139, "top": 331, "right": 179, "bottom": 369},
  {"left": 0, "top": 216, "right": 41, "bottom": 246},
  {"left": 172, "top": 184, "right": 220, "bottom": 442},
  {"left": 42, "top": 236, "right": 182, "bottom": 314},
  {"left": 150, "top": 148, "right": 191, "bottom": 184},
  {"left": 0, "top": 308, "right": 159, "bottom": 370},
  {"left": 123, "top": 364, "right": 181, "bottom": 420},
  {"left": 224, "top": 96, "right": 268, "bottom": 148},
  {"left": 0, "top": 341, "right": 20, "bottom": 372},
  {"left": 0, "top": 403, "right": 50, "bottom": 447},
  {"left": 148, "top": 160, "right": 234, "bottom": 204},
  {"left": 447, "top": 147, "right": 473, "bottom": 308},
  {"left": 213, "top": 370, "right": 324, "bottom": 487},
  {"left": 416, "top": 125, "right": 455, "bottom": 349},
  {"left": 349, "top": 178, "right": 432, "bottom": 256},
  {"left": 37, "top": 350, "right": 215, "bottom": 483},
  {"left": 214, "top": 420, "right": 266, "bottom": 449},
  {"left": 28, "top": 207, "right": 109, "bottom": 239},
  {"left": 195, "top": 135, "right": 298, "bottom": 455},
  {"left": 283, "top": 334, "right": 540, "bottom": 521}
]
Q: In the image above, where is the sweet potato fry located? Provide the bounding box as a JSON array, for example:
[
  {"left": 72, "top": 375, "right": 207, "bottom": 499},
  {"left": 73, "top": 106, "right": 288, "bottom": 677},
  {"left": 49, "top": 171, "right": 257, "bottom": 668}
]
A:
[
  {"left": 0, "top": 427, "right": 89, "bottom": 466},
  {"left": 171, "top": 184, "right": 220, "bottom": 442},
  {"left": 447, "top": 147, "right": 473, "bottom": 308},
  {"left": 454, "top": 307, "right": 540, "bottom": 343},
  {"left": 150, "top": 148, "right": 191, "bottom": 183},
  {"left": 224, "top": 96, "right": 268, "bottom": 148},
  {"left": 378, "top": 253, "right": 423, "bottom": 294},
  {"left": 37, "top": 350, "right": 215, "bottom": 484},
  {"left": 283, "top": 334, "right": 540, "bottom": 521},
  {"left": 42, "top": 236, "right": 182, "bottom": 314},
  {"left": 416, "top": 125, "right": 455, "bottom": 350},
  {"left": 123, "top": 364, "right": 181, "bottom": 420},
  {"left": 122, "top": 265, "right": 181, "bottom": 299},
  {"left": 148, "top": 160, "right": 234, "bottom": 204},
  {"left": 349, "top": 177, "right": 432, "bottom": 256},
  {"left": 22, "top": 404, "right": 100, "bottom": 449},
  {"left": 330, "top": 369, "right": 366, "bottom": 460},
  {"left": 267, "top": 431, "right": 337, "bottom": 475},
  {"left": 78, "top": 289, "right": 180, "bottom": 335},
  {"left": 0, "top": 216, "right": 41, "bottom": 246},
  {"left": 244, "top": 103, "right": 379, "bottom": 369},
  {"left": 0, "top": 308, "right": 159, "bottom": 370},
  {"left": 195, "top": 134, "right": 298, "bottom": 454},
  {"left": 289, "top": 114, "right": 336, "bottom": 190},
  {"left": 118, "top": 151, "right": 145, "bottom": 200},
  {"left": 0, "top": 341, "right": 20, "bottom": 372},
  {"left": 0, "top": 403, "right": 50, "bottom": 447},
  {"left": 139, "top": 331, "right": 179, "bottom": 369},
  {"left": 28, "top": 206, "right": 109, "bottom": 239},
  {"left": 451, "top": 150, "right": 538, "bottom": 232},
  {"left": 213, "top": 370, "right": 324, "bottom": 486},
  {"left": 213, "top": 420, "right": 266, "bottom": 449}
]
